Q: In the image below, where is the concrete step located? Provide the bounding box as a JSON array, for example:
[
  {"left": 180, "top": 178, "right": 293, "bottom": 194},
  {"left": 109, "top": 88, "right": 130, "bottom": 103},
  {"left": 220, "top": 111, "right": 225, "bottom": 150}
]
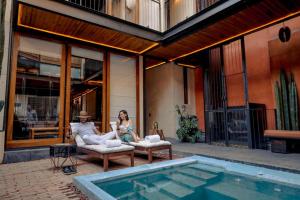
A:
[
  {"left": 177, "top": 167, "right": 218, "bottom": 181},
  {"left": 206, "top": 181, "right": 279, "bottom": 200},
  {"left": 170, "top": 173, "right": 206, "bottom": 188},
  {"left": 3, "top": 148, "right": 49, "bottom": 163},
  {"left": 158, "top": 181, "right": 194, "bottom": 198}
]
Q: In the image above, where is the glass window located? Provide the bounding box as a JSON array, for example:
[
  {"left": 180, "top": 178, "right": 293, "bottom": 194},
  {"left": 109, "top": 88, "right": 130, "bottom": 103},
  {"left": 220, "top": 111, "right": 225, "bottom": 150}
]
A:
[
  {"left": 13, "top": 36, "right": 62, "bottom": 140},
  {"left": 70, "top": 47, "right": 104, "bottom": 130}
]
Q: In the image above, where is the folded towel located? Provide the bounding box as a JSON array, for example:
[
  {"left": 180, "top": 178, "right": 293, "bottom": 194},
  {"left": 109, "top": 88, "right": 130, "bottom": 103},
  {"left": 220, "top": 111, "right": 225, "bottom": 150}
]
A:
[
  {"left": 105, "top": 139, "right": 122, "bottom": 148},
  {"left": 145, "top": 135, "right": 160, "bottom": 143}
]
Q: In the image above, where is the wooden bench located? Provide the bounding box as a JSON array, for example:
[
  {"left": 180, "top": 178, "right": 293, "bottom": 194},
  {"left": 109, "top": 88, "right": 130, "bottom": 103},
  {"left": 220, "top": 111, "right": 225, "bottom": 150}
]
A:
[
  {"left": 29, "top": 127, "right": 59, "bottom": 139},
  {"left": 264, "top": 130, "right": 300, "bottom": 153}
]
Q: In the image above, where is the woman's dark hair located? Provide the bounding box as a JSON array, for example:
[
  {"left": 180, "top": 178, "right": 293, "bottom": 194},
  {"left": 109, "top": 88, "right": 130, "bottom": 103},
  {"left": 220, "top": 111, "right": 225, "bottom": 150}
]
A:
[{"left": 118, "top": 110, "right": 129, "bottom": 124}]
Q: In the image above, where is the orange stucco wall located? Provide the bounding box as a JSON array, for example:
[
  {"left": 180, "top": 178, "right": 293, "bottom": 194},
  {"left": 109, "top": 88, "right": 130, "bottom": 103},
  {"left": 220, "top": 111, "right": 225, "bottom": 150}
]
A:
[
  {"left": 195, "top": 16, "right": 300, "bottom": 130},
  {"left": 245, "top": 16, "right": 300, "bottom": 129}
]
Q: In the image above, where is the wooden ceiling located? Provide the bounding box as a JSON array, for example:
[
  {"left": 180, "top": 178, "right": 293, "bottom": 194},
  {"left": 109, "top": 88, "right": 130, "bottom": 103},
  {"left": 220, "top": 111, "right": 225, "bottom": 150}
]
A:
[
  {"left": 146, "top": 0, "right": 300, "bottom": 63},
  {"left": 18, "top": 0, "right": 300, "bottom": 67},
  {"left": 18, "top": 3, "right": 157, "bottom": 54}
]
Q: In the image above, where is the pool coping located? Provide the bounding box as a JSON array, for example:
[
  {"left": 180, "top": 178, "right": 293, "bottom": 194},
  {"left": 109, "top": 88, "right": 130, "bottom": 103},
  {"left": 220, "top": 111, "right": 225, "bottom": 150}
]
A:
[
  {"left": 173, "top": 150, "right": 300, "bottom": 174},
  {"left": 73, "top": 155, "right": 300, "bottom": 200}
]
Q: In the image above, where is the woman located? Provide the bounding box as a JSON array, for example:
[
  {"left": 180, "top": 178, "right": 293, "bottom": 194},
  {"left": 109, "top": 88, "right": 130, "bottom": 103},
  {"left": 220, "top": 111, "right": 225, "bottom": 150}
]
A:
[{"left": 117, "top": 110, "right": 140, "bottom": 142}]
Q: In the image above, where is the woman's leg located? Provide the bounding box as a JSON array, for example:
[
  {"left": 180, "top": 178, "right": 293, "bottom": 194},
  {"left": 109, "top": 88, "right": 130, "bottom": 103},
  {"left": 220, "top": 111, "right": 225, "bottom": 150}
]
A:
[{"left": 130, "top": 131, "right": 140, "bottom": 142}]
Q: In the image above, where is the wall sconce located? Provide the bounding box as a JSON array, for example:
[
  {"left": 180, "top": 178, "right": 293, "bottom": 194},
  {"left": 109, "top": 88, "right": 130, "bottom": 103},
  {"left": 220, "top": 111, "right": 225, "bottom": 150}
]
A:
[{"left": 279, "top": 23, "right": 291, "bottom": 43}]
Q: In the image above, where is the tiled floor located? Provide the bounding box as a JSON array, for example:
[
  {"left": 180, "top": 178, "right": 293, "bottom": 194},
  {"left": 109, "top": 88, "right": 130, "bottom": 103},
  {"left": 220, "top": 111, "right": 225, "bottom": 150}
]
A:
[
  {"left": 1, "top": 142, "right": 300, "bottom": 200},
  {"left": 171, "top": 141, "right": 300, "bottom": 172},
  {"left": 0, "top": 153, "right": 173, "bottom": 200}
]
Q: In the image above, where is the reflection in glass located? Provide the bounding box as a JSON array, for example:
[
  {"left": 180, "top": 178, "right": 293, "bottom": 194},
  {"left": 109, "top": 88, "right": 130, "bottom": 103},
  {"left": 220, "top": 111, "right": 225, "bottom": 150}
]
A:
[
  {"left": 70, "top": 48, "right": 103, "bottom": 130},
  {"left": 14, "top": 52, "right": 60, "bottom": 139},
  {"left": 13, "top": 37, "right": 61, "bottom": 140}
]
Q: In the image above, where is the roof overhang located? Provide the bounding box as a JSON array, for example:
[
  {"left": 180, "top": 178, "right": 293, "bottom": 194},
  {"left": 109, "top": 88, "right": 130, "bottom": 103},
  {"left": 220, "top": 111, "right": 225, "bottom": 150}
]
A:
[
  {"left": 16, "top": 1, "right": 159, "bottom": 54},
  {"left": 15, "top": 0, "right": 300, "bottom": 68}
]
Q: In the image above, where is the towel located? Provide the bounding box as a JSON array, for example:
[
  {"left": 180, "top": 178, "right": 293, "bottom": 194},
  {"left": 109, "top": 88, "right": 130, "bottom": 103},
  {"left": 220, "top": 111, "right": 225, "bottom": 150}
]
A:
[
  {"left": 105, "top": 139, "right": 122, "bottom": 148},
  {"left": 145, "top": 135, "right": 160, "bottom": 143}
]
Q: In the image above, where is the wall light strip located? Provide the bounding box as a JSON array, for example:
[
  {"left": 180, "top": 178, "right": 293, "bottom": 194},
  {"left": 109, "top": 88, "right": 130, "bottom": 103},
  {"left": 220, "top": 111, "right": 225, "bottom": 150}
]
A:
[
  {"left": 145, "top": 61, "right": 166, "bottom": 70},
  {"left": 139, "top": 43, "right": 159, "bottom": 54},
  {"left": 17, "top": 4, "right": 157, "bottom": 55},
  {"left": 177, "top": 63, "right": 197, "bottom": 68},
  {"left": 169, "top": 10, "right": 300, "bottom": 62}
]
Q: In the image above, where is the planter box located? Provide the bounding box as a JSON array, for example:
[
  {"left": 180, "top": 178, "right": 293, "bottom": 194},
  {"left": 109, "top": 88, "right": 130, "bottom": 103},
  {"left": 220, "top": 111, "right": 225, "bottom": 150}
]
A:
[
  {"left": 264, "top": 130, "right": 300, "bottom": 153},
  {"left": 271, "top": 139, "right": 289, "bottom": 153}
]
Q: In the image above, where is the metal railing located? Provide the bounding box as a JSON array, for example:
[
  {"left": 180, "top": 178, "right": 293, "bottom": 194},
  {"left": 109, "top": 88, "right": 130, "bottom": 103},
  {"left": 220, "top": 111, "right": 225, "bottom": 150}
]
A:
[
  {"left": 60, "top": 0, "right": 161, "bottom": 31},
  {"left": 165, "top": 0, "right": 220, "bottom": 30},
  {"left": 196, "top": 0, "right": 220, "bottom": 13}
]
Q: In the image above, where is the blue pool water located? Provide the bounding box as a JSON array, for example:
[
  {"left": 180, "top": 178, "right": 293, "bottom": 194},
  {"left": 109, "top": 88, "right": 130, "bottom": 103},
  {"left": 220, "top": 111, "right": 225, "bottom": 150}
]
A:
[{"left": 94, "top": 163, "right": 300, "bottom": 200}]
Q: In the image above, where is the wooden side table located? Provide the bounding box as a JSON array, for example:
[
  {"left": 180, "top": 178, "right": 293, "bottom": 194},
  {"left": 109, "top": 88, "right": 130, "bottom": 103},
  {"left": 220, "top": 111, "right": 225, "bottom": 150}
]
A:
[{"left": 49, "top": 143, "right": 77, "bottom": 170}]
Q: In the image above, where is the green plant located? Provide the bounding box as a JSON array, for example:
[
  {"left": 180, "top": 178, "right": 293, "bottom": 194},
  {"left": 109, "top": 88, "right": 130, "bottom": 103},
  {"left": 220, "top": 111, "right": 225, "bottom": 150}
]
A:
[
  {"left": 274, "top": 69, "right": 299, "bottom": 130},
  {"left": 175, "top": 105, "right": 202, "bottom": 143}
]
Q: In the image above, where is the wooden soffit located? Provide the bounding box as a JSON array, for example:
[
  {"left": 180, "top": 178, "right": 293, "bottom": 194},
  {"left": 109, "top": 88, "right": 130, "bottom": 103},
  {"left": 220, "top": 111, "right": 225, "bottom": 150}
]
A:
[
  {"left": 146, "top": 0, "right": 300, "bottom": 62},
  {"left": 17, "top": 3, "right": 158, "bottom": 54}
]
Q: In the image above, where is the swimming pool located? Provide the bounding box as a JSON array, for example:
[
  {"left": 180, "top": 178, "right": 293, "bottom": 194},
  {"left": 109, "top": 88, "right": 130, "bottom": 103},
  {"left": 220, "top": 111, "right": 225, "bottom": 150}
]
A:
[{"left": 73, "top": 156, "right": 300, "bottom": 200}]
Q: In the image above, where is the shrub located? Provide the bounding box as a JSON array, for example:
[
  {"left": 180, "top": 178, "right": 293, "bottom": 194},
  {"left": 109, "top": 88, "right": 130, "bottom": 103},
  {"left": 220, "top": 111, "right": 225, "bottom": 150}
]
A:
[{"left": 175, "top": 105, "right": 203, "bottom": 143}]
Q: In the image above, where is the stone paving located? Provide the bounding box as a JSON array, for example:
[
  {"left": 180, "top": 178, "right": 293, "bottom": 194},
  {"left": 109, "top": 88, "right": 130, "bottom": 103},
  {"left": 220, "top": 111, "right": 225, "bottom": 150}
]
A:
[
  {"left": 1, "top": 143, "right": 300, "bottom": 200},
  {"left": 171, "top": 141, "right": 300, "bottom": 172},
  {"left": 0, "top": 153, "right": 174, "bottom": 200}
]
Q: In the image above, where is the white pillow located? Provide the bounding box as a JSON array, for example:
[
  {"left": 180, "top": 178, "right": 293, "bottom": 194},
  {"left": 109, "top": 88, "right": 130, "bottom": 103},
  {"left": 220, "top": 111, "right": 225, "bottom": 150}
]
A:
[
  {"left": 110, "top": 121, "right": 117, "bottom": 131},
  {"left": 75, "top": 135, "right": 86, "bottom": 147},
  {"left": 70, "top": 123, "right": 79, "bottom": 136}
]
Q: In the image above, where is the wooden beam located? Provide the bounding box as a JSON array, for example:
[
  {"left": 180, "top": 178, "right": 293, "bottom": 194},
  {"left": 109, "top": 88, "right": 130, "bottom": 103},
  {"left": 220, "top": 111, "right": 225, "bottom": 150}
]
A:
[
  {"left": 6, "top": 32, "right": 20, "bottom": 142},
  {"left": 106, "top": 52, "right": 111, "bottom": 132},
  {"left": 102, "top": 50, "right": 108, "bottom": 132},
  {"left": 136, "top": 55, "right": 140, "bottom": 136},
  {"left": 65, "top": 45, "right": 72, "bottom": 129},
  {"left": 6, "top": 138, "right": 63, "bottom": 149}
]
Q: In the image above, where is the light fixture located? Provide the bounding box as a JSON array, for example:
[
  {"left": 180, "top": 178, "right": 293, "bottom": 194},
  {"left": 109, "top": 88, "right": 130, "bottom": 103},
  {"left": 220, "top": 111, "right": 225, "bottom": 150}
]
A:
[
  {"left": 177, "top": 63, "right": 198, "bottom": 69},
  {"left": 145, "top": 61, "right": 166, "bottom": 70},
  {"left": 279, "top": 22, "right": 291, "bottom": 43}
]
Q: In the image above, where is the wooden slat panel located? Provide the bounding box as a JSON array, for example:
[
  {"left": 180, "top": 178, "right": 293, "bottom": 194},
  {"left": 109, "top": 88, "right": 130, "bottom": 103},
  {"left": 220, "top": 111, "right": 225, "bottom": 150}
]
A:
[
  {"left": 147, "top": 0, "right": 300, "bottom": 60},
  {"left": 6, "top": 138, "right": 63, "bottom": 149},
  {"left": 19, "top": 4, "right": 156, "bottom": 54},
  {"left": 7, "top": 33, "right": 20, "bottom": 142}
]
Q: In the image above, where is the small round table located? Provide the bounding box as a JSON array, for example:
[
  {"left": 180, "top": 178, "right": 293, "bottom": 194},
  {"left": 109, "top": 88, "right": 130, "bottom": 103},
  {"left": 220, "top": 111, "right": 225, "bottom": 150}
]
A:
[{"left": 49, "top": 143, "right": 77, "bottom": 169}]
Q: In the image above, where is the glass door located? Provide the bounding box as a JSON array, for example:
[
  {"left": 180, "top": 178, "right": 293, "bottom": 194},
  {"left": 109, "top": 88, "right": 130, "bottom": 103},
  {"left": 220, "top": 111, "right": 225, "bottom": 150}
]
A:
[
  {"left": 67, "top": 46, "right": 104, "bottom": 131},
  {"left": 7, "top": 35, "right": 65, "bottom": 147}
]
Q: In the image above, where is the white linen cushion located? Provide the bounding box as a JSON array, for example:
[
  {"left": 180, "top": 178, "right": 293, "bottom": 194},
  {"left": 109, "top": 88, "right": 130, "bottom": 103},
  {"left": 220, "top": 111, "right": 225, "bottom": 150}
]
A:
[
  {"left": 105, "top": 139, "right": 122, "bottom": 148},
  {"left": 80, "top": 144, "right": 134, "bottom": 153},
  {"left": 129, "top": 140, "right": 171, "bottom": 148},
  {"left": 70, "top": 122, "right": 95, "bottom": 136},
  {"left": 75, "top": 135, "right": 86, "bottom": 147}
]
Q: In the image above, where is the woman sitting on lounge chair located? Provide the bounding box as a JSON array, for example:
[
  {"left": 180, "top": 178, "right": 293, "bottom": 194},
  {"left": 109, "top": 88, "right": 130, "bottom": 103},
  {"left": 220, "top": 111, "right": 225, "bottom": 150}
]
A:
[{"left": 117, "top": 110, "right": 140, "bottom": 143}]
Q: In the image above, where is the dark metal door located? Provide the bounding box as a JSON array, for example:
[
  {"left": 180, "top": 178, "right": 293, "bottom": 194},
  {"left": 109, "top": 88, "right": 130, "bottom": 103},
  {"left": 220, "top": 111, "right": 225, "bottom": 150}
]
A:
[{"left": 204, "top": 38, "right": 251, "bottom": 147}]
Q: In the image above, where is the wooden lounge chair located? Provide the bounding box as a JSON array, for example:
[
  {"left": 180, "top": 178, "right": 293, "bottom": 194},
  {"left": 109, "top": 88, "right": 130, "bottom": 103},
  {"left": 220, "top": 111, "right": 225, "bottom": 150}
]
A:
[
  {"left": 129, "top": 140, "right": 172, "bottom": 163},
  {"left": 70, "top": 123, "right": 135, "bottom": 171}
]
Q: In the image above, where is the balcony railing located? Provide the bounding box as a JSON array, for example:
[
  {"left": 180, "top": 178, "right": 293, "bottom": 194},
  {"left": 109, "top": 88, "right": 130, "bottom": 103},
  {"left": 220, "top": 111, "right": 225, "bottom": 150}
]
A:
[
  {"left": 60, "top": 0, "right": 161, "bottom": 31},
  {"left": 57, "top": 0, "right": 222, "bottom": 32},
  {"left": 165, "top": 0, "right": 221, "bottom": 30}
]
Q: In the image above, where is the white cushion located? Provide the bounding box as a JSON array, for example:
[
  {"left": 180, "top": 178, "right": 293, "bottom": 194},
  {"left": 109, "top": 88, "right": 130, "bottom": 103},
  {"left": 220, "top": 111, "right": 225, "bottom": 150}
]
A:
[
  {"left": 129, "top": 140, "right": 171, "bottom": 148},
  {"left": 110, "top": 121, "right": 117, "bottom": 131},
  {"left": 75, "top": 135, "right": 86, "bottom": 147},
  {"left": 80, "top": 143, "right": 134, "bottom": 153},
  {"left": 70, "top": 122, "right": 95, "bottom": 136}
]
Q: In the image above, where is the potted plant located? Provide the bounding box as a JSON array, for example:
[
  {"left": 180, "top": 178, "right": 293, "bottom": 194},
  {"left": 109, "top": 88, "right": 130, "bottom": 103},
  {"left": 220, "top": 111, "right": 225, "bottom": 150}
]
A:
[{"left": 175, "top": 105, "right": 203, "bottom": 143}]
